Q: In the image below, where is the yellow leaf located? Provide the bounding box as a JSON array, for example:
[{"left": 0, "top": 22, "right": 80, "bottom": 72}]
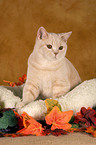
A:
[{"left": 45, "top": 99, "right": 62, "bottom": 114}]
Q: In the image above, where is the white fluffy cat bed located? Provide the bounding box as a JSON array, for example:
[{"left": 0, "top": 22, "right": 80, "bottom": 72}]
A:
[{"left": 0, "top": 79, "right": 96, "bottom": 120}]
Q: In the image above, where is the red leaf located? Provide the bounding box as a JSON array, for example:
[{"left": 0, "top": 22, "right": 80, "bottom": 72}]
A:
[
  {"left": 43, "top": 129, "right": 51, "bottom": 136},
  {"left": 74, "top": 107, "right": 96, "bottom": 128},
  {"left": 51, "top": 129, "right": 68, "bottom": 136},
  {"left": 19, "top": 74, "right": 26, "bottom": 83},
  {"left": 3, "top": 74, "right": 26, "bottom": 87},
  {"left": 43, "top": 129, "right": 68, "bottom": 136}
]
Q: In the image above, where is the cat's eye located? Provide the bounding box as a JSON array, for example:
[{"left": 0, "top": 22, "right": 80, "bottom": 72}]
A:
[
  {"left": 47, "top": 44, "right": 52, "bottom": 49},
  {"left": 59, "top": 46, "right": 63, "bottom": 50}
]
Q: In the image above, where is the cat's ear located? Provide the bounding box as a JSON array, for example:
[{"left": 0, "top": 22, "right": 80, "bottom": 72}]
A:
[
  {"left": 37, "top": 27, "right": 48, "bottom": 40},
  {"left": 60, "top": 31, "right": 72, "bottom": 42}
]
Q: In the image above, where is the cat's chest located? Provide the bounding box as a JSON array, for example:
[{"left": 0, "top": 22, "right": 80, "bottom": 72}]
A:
[
  {"left": 40, "top": 68, "right": 66, "bottom": 97},
  {"left": 40, "top": 71, "right": 53, "bottom": 97}
]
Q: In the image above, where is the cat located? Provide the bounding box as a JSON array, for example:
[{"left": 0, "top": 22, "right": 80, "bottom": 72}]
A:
[{"left": 16, "top": 26, "right": 81, "bottom": 108}]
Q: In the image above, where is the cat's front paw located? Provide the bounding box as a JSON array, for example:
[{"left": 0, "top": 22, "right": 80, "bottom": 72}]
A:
[{"left": 16, "top": 101, "right": 25, "bottom": 109}]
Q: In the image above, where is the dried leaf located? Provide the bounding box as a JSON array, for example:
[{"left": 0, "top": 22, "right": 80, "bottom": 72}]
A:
[
  {"left": 45, "top": 106, "right": 73, "bottom": 131},
  {"left": 51, "top": 129, "right": 68, "bottom": 136},
  {"left": 13, "top": 110, "right": 23, "bottom": 130},
  {"left": 74, "top": 107, "right": 96, "bottom": 128},
  {"left": 86, "top": 126, "right": 96, "bottom": 137},
  {"left": 45, "top": 99, "right": 62, "bottom": 114},
  {"left": 3, "top": 80, "right": 16, "bottom": 87},
  {"left": 43, "top": 129, "right": 51, "bottom": 136},
  {"left": 17, "top": 112, "right": 44, "bottom": 136},
  {"left": 19, "top": 74, "right": 26, "bottom": 83},
  {"left": 3, "top": 74, "right": 26, "bottom": 87}
]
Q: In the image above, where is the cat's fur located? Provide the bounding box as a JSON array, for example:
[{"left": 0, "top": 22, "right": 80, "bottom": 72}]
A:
[{"left": 16, "top": 27, "right": 81, "bottom": 108}]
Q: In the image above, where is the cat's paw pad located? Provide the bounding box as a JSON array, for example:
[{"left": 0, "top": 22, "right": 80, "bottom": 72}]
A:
[{"left": 16, "top": 101, "right": 25, "bottom": 109}]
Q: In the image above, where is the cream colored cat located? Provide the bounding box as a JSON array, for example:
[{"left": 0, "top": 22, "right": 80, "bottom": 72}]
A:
[{"left": 16, "top": 27, "right": 81, "bottom": 108}]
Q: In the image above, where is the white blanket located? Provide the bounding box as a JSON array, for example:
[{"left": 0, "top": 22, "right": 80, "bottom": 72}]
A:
[{"left": 0, "top": 79, "right": 96, "bottom": 120}]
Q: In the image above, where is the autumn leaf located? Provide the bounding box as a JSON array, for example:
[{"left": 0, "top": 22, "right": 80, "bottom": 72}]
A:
[
  {"left": 74, "top": 107, "right": 96, "bottom": 128},
  {"left": 19, "top": 74, "right": 26, "bottom": 83},
  {"left": 3, "top": 74, "right": 26, "bottom": 87},
  {"left": 45, "top": 99, "right": 62, "bottom": 114},
  {"left": 43, "top": 128, "right": 68, "bottom": 136},
  {"left": 3, "top": 80, "right": 17, "bottom": 87},
  {"left": 45, "top": 106, "right": 73, "bottom": 131},
  {"left": 70, "top": 124, "right": 86, "bottom": 133},
  {"left": 51, "top": 129, "right": 68, "bottom": 136},
  {"left": 13, "top": 110, "right": 24, "bottom": 130},
  {"left": 17, "top": 112, "right": 44, "bottom": 136},
  {"left": 86, "top": 126, "right": 96, "bottom": 137}
]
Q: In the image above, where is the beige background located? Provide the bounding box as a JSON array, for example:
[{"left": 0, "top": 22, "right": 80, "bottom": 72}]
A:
[{"left": 0, "top": 0, "right": 96, "bottom": 85}]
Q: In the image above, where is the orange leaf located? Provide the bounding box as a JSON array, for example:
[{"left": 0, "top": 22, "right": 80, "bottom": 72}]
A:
[
  {"left": 17, "top": 112, "right": 44, "bottom": 136},
  {"left": 92, "top": 130, "right": 96, "bottom": 137},
  {"left": 45, "top": 106, "right": 73, "bottom": 131},
  {"left": 3, "top": 80, "right": 16, "bottom": 87},
  {"left": 3, "top": 74, "right": 26, "bottom": 87},
  {"left": 86, "top": 126, "right": 96, "bottom": 137},
  {"left": 86, "top": 126, "right": 94, "bottom": 134},
  {"left": 21, "top": 112, "right": 31, "bottom": 128}
]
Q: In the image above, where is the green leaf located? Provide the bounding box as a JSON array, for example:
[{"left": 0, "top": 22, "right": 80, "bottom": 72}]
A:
[
  {"left": 0, "top": 110, "right": 18, "bottom": 129},
  {"left": 45, "top": 99, "right": 62, "bottom": 114},
  {"left": 71, "top": 124, "right": 79, "bottom": 129},
  {"left": 69, "top": 116, "right": 74, "bottom": 123}
]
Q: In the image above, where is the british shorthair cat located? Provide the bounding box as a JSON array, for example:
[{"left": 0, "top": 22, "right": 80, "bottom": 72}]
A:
[{"left": 16, "top": 27, "right": 81, "bottom": 108}]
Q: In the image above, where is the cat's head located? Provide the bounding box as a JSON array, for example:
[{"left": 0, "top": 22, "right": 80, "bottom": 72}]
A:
[{"left": 34, "top": 27, "right": 72, "bottom": 61}]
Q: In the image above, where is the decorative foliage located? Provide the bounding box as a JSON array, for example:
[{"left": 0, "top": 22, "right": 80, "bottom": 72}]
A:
[
  {"left": 45, "top": 99, "right": 62, "bottom": 114},
  {"left": 3, "top": 74, "right": 26, "bottom": 87},
  {"left": 0, "top": 75, "right": 96, "bottom": 137},
  {"left": 17, "top": 112, "right": 44, "bottom": 136},
  {"left": 86, "top": 126, "right": 96, "bottom": 137},
  {"left": 0, "top": 106, "right": 96, "bottom": 137},
  {"left": 44, "top": 129, "right": 68, "bottom": 136},
  {"left": 13, "top": 110, "right": 24, "bottom": 130},
  {"left": 0, "top": 109, "right": 18, "bottom": 129},
  {"left": 45, "top": 106, "right": 73, "bottom": 131},
  {"left": 18, "top": 74, "right": 26, "bottom": 84},
  {"left": 74, "top": 107, "right": 96, "bottom": 128}
]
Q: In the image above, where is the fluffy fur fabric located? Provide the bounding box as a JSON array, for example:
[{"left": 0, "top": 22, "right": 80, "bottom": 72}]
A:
[{"left": 0, "top": 79, "right": 96, "bottom": 120}]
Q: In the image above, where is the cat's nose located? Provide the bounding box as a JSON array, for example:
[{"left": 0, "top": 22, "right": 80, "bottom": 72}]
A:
[{"left": 54, "top": 52, "right": 58, "bottom": 56}]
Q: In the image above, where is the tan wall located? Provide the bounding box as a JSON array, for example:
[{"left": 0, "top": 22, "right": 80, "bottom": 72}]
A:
[{"left": 0, "top": 0, "right": 96, "bottom": 85}]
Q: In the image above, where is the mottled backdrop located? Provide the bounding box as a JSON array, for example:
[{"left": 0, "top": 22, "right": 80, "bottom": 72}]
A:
[{"left": 0, "top": 0, "right": 96, "bottom": 85}]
